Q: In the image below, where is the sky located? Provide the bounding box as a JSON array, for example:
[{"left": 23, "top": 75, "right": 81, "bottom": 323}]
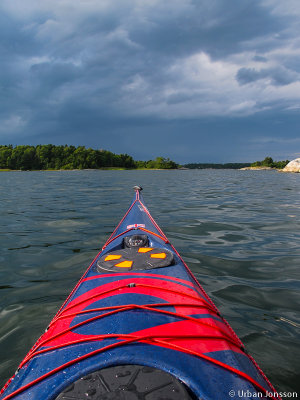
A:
[{"left": 0, "top": 0, "right": 300, "bottom": 163}]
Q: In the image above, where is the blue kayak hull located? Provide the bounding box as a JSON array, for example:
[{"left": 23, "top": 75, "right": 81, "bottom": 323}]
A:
[{"left": 0, "top": 189, "right": 279, "bottom": 400}]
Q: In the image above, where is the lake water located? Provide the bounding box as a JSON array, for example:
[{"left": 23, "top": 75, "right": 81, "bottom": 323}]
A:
[{"left": 0, "top": 170, "right": 299, "bottom": 394}]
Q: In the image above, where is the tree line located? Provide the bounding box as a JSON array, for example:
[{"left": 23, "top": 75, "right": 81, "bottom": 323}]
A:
[
  {"left": 251, "top": 157, "right": 289, "bottom": 169},
  {"left": 183, "top": 163, "right": 251, "bottom": 169},
  {"left": 0, "top": 145, "right": 178, "bottom": 170}
]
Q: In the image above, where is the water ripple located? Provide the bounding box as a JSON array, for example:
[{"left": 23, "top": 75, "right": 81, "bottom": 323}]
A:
[{"left": 0, "top": 170, "right": 299, "bottom": 393}]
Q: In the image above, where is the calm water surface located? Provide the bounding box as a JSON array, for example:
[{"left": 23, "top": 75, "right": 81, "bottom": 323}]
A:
[{"left": 0, "top": 170, "right": 299, "bottom": 394}]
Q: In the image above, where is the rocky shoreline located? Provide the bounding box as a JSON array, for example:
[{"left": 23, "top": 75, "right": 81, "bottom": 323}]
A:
[
  {"left": 240, "top": 166, "right": 275, "bottom": 171},
  {"left": 240, "top": 159, "right": 300, "bottom": 173},
  {"left": 281, "top": 158, "right": 300, "bottom": 173}
]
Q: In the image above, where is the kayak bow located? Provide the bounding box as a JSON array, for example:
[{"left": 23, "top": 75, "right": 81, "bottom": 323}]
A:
[{"left": 0, "top": 187, "right": 279, "bottom": 400}]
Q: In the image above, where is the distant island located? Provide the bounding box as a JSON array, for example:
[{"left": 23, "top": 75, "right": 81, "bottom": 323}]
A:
[
  {"left": 183, "top": 162, "right": 251, "bottom": 169},
  {"left": 184, "top": 157, "right": 290, "bottom": 170},
  {"left": 250, "top": 157, "right": 289, "bottom": 169},
  {"left": 241, "top": 157, "right": 290, "bottom": 170},
  {"left": 0, "top": 145, "right": 178, "bottom": 171}
]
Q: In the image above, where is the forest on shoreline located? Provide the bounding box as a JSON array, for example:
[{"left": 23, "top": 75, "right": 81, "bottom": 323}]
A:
[
  {"left": 183, "top": 157, "right": 290, "bottom": 170},
  {"left": 0, "top": 145, "right": 291, "bottom": 172},
  {"left": 0, "top": 145, "right": 178, "bottom": 170}
]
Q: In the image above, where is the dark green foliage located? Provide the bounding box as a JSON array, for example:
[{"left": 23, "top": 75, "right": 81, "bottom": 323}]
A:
[
  {"left": 251, "top": 157, "right": 289, "bottom": 169},
  {"left": 183, "top": 163, "right": 251, "bottom": 169},
  {"left": 137, "top": 157, "right": 178, "bottom": 169},
  {"left": 0, "top": 145, "right": 177, "bottom": 170},
  {"left": 274, "top": 160, "right": 290, "bottom": 169}
]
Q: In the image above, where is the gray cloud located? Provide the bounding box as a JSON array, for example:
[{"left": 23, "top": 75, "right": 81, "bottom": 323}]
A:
[
  {"left": 253, "top": 55, "right": 268, "bottom": 62},
  {"left": 236, "top": 66, "right": 300, "bottom": 86},
  {"left": 0, "top": 0, "right": 299, "bottom": 161}
]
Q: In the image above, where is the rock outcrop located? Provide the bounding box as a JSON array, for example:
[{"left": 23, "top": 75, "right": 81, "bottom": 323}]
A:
[
  {"left": 240, "top": 166, "right": 274, "bottom": 171},
  {"left": 282, "top": 158, "right": 300, "bottom": 173}
]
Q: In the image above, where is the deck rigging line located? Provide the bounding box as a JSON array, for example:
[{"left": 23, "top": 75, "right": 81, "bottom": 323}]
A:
[{"left": 4, "top": 280, "right": 280, "bottom": 400}]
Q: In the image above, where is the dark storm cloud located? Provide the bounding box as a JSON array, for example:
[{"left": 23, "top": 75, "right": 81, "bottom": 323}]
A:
[
  {"left": 0, "top": 0, "right": 300, "bottom": 161},
  {"left": 236, "top": 66, "right": 300, "bottom": 86},
  {"left": 252, "top": 55, "right": 268, "bottom": 62},
  {"left": 128, "top": 0, "right": 282, "bottom": 59}
]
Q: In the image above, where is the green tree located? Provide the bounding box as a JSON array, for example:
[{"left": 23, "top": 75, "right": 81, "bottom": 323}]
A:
[
  {"left": 0, "top": 145, "right": 13, "bottom": 168},
  {"left": 86, "top": 148, "right": 98, "bottom": 169},
  {"left": 262, "top": 157, "right": 274, "bottom": 167},
  {"left": 21, "top": 146, "right": 38, "bottom": 170}
]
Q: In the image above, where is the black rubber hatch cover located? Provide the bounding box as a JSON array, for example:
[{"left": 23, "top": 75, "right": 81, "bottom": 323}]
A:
[
  {"left": 97, "top": 247, "right": 174, "bottom": 272},
  {"left": 55, "top": 364, "right": 196, "bottom": 399}
]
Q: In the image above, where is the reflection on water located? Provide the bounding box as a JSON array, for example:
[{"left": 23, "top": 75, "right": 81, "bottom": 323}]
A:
[{"left": 0, "top": 170, "right": 299, "bottom": 392}]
